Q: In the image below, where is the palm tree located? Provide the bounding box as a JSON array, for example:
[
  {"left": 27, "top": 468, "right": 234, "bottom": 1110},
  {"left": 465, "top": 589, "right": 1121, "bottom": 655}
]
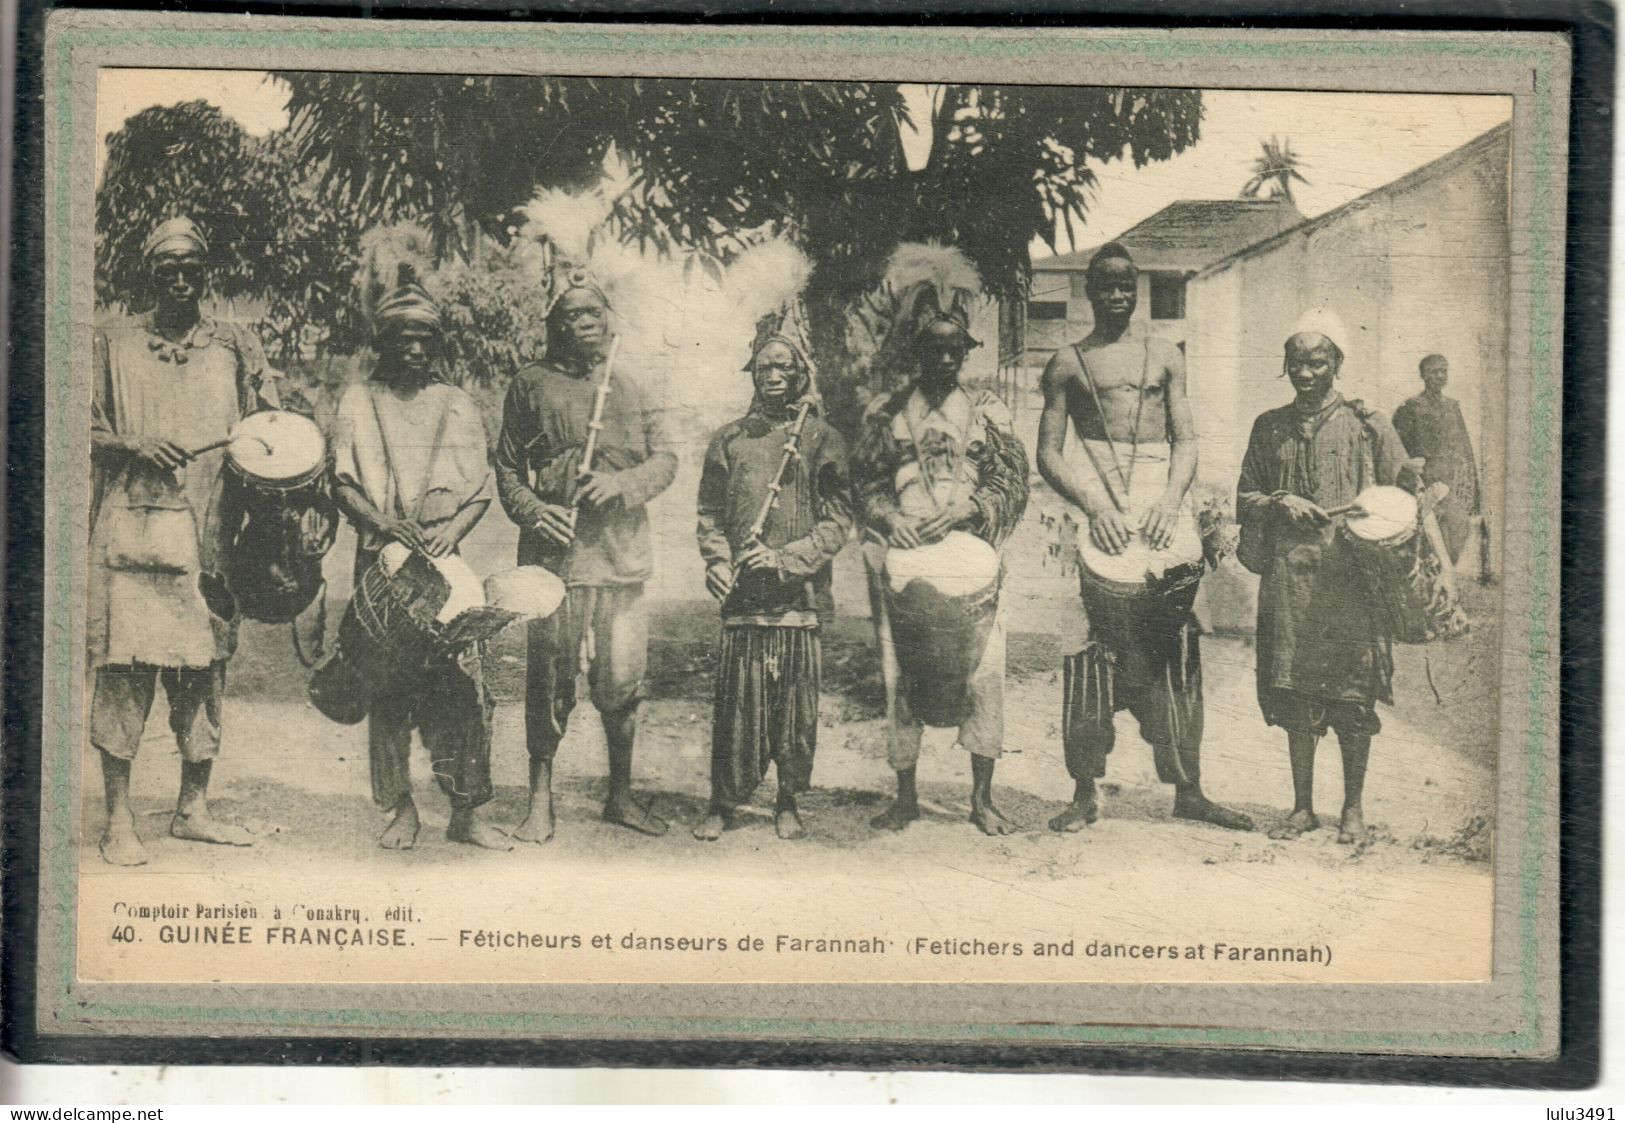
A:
[{"left": 1241, "top": 135, "right": 1310, "bottom": 203}]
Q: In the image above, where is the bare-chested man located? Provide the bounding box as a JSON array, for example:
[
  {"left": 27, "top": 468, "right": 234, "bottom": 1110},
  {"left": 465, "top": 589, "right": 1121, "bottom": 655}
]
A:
[{"left": 1035, "top": 243, "right": 1253, "bottom": 833}]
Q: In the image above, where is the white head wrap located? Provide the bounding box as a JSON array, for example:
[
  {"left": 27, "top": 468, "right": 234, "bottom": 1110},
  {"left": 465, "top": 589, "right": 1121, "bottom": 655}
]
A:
[{"left": 1289, "top": 307, "right": 1350, "bottom": 357}]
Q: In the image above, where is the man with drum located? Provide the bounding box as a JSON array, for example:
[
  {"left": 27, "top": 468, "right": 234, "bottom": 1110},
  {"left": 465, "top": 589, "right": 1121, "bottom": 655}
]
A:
[
  {"left": 331, "top": 267, "right": 509, "bottom": 851},
  {"left": 494, "top": 271, "right": 678, "bottom": 844},
  {"left": 693, "top": 307, "right": 852, "bottom": 842},
  {"left": 1236, "top": 309, "right": 1415, "bottom": 844},
  {"left": 852, "top": 288, "right": 1030, "bottom": 837},
  {"left": 88, "top": 217, "right": 277, "bottom": 865},
  {"left": 1036, "top": 242, "right": 1253, "bottom": 834}
]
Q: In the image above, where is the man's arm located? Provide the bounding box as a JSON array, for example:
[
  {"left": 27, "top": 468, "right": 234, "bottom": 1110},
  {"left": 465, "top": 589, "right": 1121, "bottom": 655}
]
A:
[
  {"left": 1036, "top": 351, "right": 1131, "bottom": 554},
  {"left": 493, "top": 377, "right": 551, "bottom": 525},
  {"left": 1142, "top": 342, "right": 1197, "bottom": 550},
  {"left": 776, "top": 427, "right": 854, "bottom": 576},
  {"left": 613, "top": 392, "right": 680, "bottom": 509}
]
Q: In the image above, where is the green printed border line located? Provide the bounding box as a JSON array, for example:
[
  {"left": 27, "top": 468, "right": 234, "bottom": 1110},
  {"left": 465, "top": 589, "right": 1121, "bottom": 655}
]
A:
[{"left": 44, "top": 21, "right": 1561, "bottom": 1053}]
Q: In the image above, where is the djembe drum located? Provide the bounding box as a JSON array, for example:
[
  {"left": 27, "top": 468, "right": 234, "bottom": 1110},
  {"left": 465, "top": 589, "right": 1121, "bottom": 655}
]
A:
[
  {"left": 1340, "top": 484, "right": 1469, "bottom": 644},
  {"left": 883, "top": 531, "right": 1001, "bottom": 728},
  {"left": 223, "top": 409, "right": 338, "bottom": 624},
  {"left": 309, "top": 547, "right": 564, "bottom": 725}
]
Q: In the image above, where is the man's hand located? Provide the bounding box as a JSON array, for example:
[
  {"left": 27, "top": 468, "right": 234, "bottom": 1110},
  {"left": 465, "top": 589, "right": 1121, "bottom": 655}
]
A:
[
  {"left": 532, "top": 503, "right": 576, "bottom": 546},
  {"left": 420, "top": 522, "right": 459, "bottom": 559},
  {"left": 1276, "top": 494, "right": 1330, "bottom": 529},
  {"left": 130, "top": 435, "right": 192, "bottom": 473},
  {"left": 883, "top": 512, "right": 924, "bottom": 550},
  {"left": 737, "top": 541, "right": 783, "bottom": 573},
  {"left": 1139, "top": 502, "right": 1182, "bottom": 551},
  {"left": 384, "top": 517, "right": 430, "bottom": 554},
  {"left": 1087, "top": 505, "right": 1133, "bottom": 556},
  {"left": 575, "top": 469, "right": 623, "bottom": 510},
  {"left": 916, "top": 498, "right": 978, "bottom": 544},
  {"left": 705, "top": 562, "right": 734, "bottom": 602}
]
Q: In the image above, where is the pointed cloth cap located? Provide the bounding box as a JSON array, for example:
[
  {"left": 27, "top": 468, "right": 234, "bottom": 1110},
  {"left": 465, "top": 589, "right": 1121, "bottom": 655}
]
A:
[
  {"left": 743, "top": 300, "right": 817, "bottom": 382},
  {"left": 143, "top": 217, "right": 209, "bottom": 261},
  {"left": 1289, "top": 306, "right": 1350, "bottom": 357},
  {"left": 373, "top": 264, "right": 443, "bottom": 334}
]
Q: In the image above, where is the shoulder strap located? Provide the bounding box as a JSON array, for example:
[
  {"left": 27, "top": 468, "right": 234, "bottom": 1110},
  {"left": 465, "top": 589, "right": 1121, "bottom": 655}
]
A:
[
  {"left": 365, "top": 384, "right": 413, "bottom": 520},
  {"left": 1072, "top": 343, "right": 1131, "bottom": 512}
]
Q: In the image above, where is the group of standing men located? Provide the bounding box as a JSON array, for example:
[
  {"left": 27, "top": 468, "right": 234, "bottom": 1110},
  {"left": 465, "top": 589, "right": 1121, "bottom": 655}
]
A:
[{"left": 89, "top": 219, "right": 1477, "bottom": 864}]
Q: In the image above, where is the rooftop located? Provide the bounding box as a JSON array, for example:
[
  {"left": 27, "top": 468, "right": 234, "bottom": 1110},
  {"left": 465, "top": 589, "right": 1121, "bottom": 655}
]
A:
[{"left": 1034, "top": 198, "right": 1305, "bottom": 274}]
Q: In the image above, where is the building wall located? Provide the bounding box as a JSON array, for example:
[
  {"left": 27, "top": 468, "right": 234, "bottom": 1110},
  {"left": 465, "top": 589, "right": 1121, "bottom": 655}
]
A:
[
  {"left": 1185, "top": 132, "right": 1510, "bottom": 632},
  {"left": 1018, "top": 271, "right": 1187, "bottom": 360}
]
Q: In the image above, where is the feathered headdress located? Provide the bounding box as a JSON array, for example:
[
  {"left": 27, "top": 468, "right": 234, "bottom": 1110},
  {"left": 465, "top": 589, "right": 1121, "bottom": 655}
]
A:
[
  {"left": 848, "top": 242, "right": 985, "bottom": 396},
  {"left": 353, "top": 224, "right": 442, "bottom": 335},
  {"left": 884, "top": 242, "right": 983, "bottom": 345}
]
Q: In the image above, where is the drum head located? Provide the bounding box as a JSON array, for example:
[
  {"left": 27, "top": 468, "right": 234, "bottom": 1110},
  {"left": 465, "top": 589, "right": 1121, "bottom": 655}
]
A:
[
  {"left": 1345, "top": 485, "right": 1417, "bottom": 543},
  {"left": 885, "top": 531, "right": 999, "bottom": 596},
  {"left": 484, "top": 566, "right": 566, "bottom": 621},
  {"left": 228, "top": 410, "right": 325, "bottom": 483}
]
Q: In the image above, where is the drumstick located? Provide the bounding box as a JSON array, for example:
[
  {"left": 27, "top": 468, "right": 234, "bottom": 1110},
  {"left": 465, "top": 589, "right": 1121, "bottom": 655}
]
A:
[{"left": 188, "top": 433, "right": 273, "bottom": 457}]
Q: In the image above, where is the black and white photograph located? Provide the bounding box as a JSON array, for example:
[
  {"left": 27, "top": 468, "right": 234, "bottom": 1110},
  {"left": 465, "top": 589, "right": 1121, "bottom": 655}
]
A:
[{"left": 19, "top": 14, "right": 1576, "bottom": 1061}]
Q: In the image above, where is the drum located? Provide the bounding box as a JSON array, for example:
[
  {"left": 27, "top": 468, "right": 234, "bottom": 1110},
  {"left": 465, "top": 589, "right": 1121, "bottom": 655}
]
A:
[
  {"left": 1341, "top": 485, "right": 1468, "bottom": 644},
  {"left": 308, "top": 549, "right": 563, "bottom": 725},
  {"left": 1075, "top": 503, "right": 1206, "bottom": 600},
  {"left": 223, "top": 410, "right": 339, "bottom": 624},
  {"left": 883, "top": 531, "right": 1001, "bottom": 728}
]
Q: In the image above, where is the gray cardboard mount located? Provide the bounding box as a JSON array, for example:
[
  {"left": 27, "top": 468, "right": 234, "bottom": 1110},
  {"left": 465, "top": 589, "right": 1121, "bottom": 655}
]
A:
[{"left": 37, "top": 12, "right": 1567, "bottom": 1057}]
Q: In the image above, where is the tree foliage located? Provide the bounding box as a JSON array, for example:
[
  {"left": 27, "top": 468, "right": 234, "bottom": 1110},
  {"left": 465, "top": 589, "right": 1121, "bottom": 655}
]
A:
[
  {"left": 97, "top": 78, "right": 1204, "bottom": 415},
  {"left": 1241, "top": 135, "right": 1310, "bottom": 203}
]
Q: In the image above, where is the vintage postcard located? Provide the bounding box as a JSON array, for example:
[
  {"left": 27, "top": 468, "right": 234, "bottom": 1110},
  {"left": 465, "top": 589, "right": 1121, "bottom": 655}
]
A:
[{"left": 27, "top": 13, "right": 1569, "bottom": 1059}]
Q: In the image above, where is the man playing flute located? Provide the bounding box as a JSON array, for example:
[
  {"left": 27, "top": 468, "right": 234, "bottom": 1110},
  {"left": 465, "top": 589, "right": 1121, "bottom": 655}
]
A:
[
  {"left": 495, "top": 271, "right": 679, "bottom": 844},
  {"left": 694, "top": 308, "right": 852, "bottom": 841}
]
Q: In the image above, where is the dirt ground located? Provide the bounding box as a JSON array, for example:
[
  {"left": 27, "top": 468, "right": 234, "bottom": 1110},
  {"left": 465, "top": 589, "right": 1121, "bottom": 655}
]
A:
[{"left": 78, "top": 500, "right": 1501, "bottom": 985}]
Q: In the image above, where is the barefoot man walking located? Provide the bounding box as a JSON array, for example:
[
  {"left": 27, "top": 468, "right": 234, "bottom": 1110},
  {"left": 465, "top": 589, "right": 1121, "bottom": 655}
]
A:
[
  {"left": 494, "top": 271, "right": 678, "bottom": 844},
  {"left": 852, "top": 247, "right": 1030, "bottom": 837},
  {"left": 1036, "top": 243, "right": 1252, "bottom": 834},
  {"left": 89, "top": 217, "right": 275, "bottom": 865},
  {"left": 1236, "top": 309, "right": 1415, "bottom": 844}
]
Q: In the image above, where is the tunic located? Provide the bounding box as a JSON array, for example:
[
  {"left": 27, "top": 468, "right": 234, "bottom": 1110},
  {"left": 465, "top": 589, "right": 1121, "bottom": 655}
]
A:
[
  {"left": 331, "top": 379, "right": 493, "bottom": 554},
  {"left": 1393, "top": 391, "right": 1480, "bottom": 563},
  {"left": 88, "top": 314, "right": 278, "bottom": 669},
  {"left": 852, "top": 385, "right": 1029, "bottom": 759},
  {"left": 1236, "top": 393, "right": 1409, "bottom": 726},
  {"left": 494, "top": 357, "right": 678, "bottom": 753},
  {"left": 696, "top": 405, "right": 852, "bottom": 626},
  {"left": 696, "top": 402, "right": 853, "bottom": 806},
  {"left": 493, "top": 359, "right": 678, "bottom": 587}
]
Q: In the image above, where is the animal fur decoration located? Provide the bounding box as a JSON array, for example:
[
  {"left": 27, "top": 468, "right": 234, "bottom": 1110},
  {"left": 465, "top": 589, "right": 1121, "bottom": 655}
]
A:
[
  {"left": 846, "top": 242, "right": 985, "bottom": 397},
  {"left": 352, "top": 223, "right": 440, "bottom": 334}
]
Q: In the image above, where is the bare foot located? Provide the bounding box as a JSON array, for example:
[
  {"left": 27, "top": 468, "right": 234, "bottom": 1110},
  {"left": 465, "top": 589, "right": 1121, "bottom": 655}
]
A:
[
  {"left": 1048, "top": 796, "right": 1099, "bottom": 833},
  {"left": 170, "top": 809, "right": 253, "bottom": 847},
  {"left": 692, "top": 811, "right": 728, "bottom": 842},
  {"left": 512, "top": 798, "right": 555, "bottom": 845},
  {"left": 448, "top": 811, "right": 514, "bottom": 851},
  {"left": 970, "top": 801, "right": 1020, "bottom": 836},
  {"left": 1173, "top": 795, "right": 1255, "bottom": 832},
  {"left": 99, "top": 815, "right": 148, "bottom": 866},
  {"left": 1267, "top": 809, "right": 1320, "bottom": 841},
  {"left": 775, "top": 807, "right": 807, "bottom": 840},
  {"left": 1337, "top": 806, "right": 1366, "bottom": 844},
  {"left": 870, "top": 799, "right": 920, "bottom": 832},
  {"left": 379, "top": 801, "right": 421, "bottom": 850},
  {"left": 603, "top": 798, "right": 669, "bottom": 836}
]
